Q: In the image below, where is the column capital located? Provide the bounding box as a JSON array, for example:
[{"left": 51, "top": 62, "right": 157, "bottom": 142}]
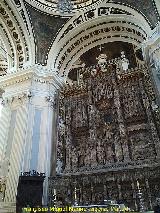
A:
[
  {"left": 0, "top": 65, "right": 65, "bottom": 108},
  {"left": 0, "top": 65, "right": 65, "bottom": 90}
]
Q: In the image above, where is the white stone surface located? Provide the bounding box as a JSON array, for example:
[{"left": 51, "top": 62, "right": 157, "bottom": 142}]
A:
[{"left": 0, "top": 66, "right": 64, "bottom": 205}]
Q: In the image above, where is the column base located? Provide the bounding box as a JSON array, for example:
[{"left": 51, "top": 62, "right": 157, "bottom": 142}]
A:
[{"left": 0, "top": 202, "right": 16, "bottom": 213}]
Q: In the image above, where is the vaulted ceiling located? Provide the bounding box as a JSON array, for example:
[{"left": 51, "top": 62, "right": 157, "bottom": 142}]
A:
[{"left": 0, "top": 0, "right": 160, "bottom": 75}]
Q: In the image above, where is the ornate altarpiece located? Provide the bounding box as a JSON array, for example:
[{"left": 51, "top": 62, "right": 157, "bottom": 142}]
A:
[{"left": 48, "top": 55, "right": 160, "bottom": 210}]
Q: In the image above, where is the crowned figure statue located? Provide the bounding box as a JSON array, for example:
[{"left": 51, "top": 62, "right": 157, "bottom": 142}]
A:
[
  {"left": 120, "top": 51, "right": 129, "bottom": 71},
  {"left": 96, "top": 54, "right": 108, "bottom": 71}
]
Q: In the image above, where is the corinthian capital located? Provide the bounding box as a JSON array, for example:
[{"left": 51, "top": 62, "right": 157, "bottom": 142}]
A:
[{"left": 2, "top": 91, "right": 33, "bottom": 107}]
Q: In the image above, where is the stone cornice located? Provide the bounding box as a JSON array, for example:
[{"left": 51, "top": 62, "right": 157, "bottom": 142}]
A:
[
  {"left": 0, "top": 65, "right": 65, "bottom": 89},
  {"left": 0, "top": 71, "right": 33, "bottom": 89}
]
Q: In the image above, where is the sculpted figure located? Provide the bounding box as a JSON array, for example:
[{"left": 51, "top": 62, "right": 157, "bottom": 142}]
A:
[
  {"left": 96, "top": 54, "right": 108, "bottom": 70},
  {"left": 71, "top": 147, "right": 78, "bottom": 169},
  {"left": 56, "top": 158, "right": 63, "bottom": 174},
  {"left": 91, "top": 68, "right": 98, "bottom": 76},
  {"left": 97, "top": 141, "right": 105, "bottom": 164},
  {"left": 120, "top": 51, "right": 129, "bottom": 71},
  {"left": 84, "top": 147, "right": 91, "bottom": 166},
  {"left": 65, "top": 144, "right": 71, "bottom": 170},
  {"left": 90, "top": 146, "right": 97, "bottom": 166},
  {"left": 78, "top": 144, "right": 85, "bottom": 167},
  {"left": 106, "top": 146, "right": 114, "bottom": 163}
]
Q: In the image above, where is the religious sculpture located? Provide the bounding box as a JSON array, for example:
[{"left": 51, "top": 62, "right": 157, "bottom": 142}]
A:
[
  {"left": 56, "top": 158, "right": 63, "bottom": 174},
  {"left": 71, "top": 147, "right": 78, "bottom": 169},
  {"left": 51, "top": 53, "right": 160, "bottom": 209},
  {"left": 97, "top": 141, "right": 105, "bottom": 165},
  {"left": 120, "top": 51, "right": 129, "bottom": 71},
  {"left": 96, "top": 53, "right": 108, "bottom": 70},
  {"left": 90, "top": 146, "right": 97, "bottom": 167},
  {"left": 84, "top": 147, "right": 91, "bottom": 166}
]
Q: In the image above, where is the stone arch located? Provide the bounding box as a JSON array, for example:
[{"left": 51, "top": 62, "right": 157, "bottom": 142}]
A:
[
  {"left": 0, "top": 0, "right": 35, "bottom": 72},
  {"left": 47, "top": 2, "right": 152, "bottom": 78}
]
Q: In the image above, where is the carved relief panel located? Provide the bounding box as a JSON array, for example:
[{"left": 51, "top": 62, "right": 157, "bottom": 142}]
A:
[{"left": 57, "top": 57, "right": 160, "bottom": 174}]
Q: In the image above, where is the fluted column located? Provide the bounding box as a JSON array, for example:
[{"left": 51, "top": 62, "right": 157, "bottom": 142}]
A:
[
  {"left": 0, "top": 66, "right": 64, "bottom": 204},
  {"left": 0, "top": 103, "right": 11, "bottom": 167}
]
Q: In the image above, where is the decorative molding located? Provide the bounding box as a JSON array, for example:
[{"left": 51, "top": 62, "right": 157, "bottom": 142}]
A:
[
  {"left": 53, "top": 21, "right": 147, "bottom": 75},
  {"left": 47, "top": 3, "right": 152, "bottom": 77},
  {"left": 0, "top": 65, "right": 65, "bottom": 89},
  {"left": 24, "top": 0, "right": 103, "bottom": 15},
  {"left": 0, "top": 1, "right": 30, "bottom": 69}
]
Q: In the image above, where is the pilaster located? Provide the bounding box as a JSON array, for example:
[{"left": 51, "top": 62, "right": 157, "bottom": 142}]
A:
[
  {"left": 142, "top": 22, "right": 160, "bottom": 105},
  {"left": 0, "top": 65, "right": 64, "bottom": 205}
]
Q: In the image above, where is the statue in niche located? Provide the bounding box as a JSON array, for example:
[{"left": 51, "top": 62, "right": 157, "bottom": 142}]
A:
[
  {"left": 78, "top": 73, "right": 84, "bottom": 86},
  {"left": 96, "top": 54, "right": 108, "bottom": 70},
  {"left": 89, "top": 129, "right": 96, "bottom": 140},
  {"left": 65, "top": 144, "right": 71, "bottom": 170},
  {"left": 71, "top": 147, "right": 78, "bottom": 169},
  {"left": 56, "top": 158, "right": 63, "bottom": 174},
  {"left": 130, "top": 133, "right": 146, "bottom": 161},
  {"left": 119, "top": 123, "right": 125, "bottom": 136},
  {"left": 76, "top": 103, "right": 82, "bottom": 127},
  {"left": 106, "top": 146, "right": 114, "bottom": 163},
  {"left": 120, "top": 51, "right": 129, "bottom": 71},
  {"left": 82, "top": 104, "right": 87, "bottom": 125},
  {"left": 78, "top": 155, "right": 84, "bottom": 167},
  {"left": 78, "top": 144, "right": 85, "bottom": 167},
  {"left": 84, "top": 147, "right": 91, "bottom": 166},
  {"left": 89, "top": 104, "right": 95, "bottom": 115},
  {"left": 58, "top": 117, "right": 65, "bottom": 135},
  {"left": 97, "top": 141, "right": 105, "bottom": 164},
  {"left": 91, "top": 68, "right": 98, "bottom": 77},
  {"left": 104, "top": 126, "right": 113, "bottom": 140},
  {"left": 90, "top": 146, "right": 97, "bottom": 167}
]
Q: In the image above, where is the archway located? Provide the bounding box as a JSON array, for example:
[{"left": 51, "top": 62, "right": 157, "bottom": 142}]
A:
[
  {"left": 0, "top": 0, "right": 35, "bottom": 72},
  {"left": 47, "top": 2, "right": 152, "bottom": 78}
]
